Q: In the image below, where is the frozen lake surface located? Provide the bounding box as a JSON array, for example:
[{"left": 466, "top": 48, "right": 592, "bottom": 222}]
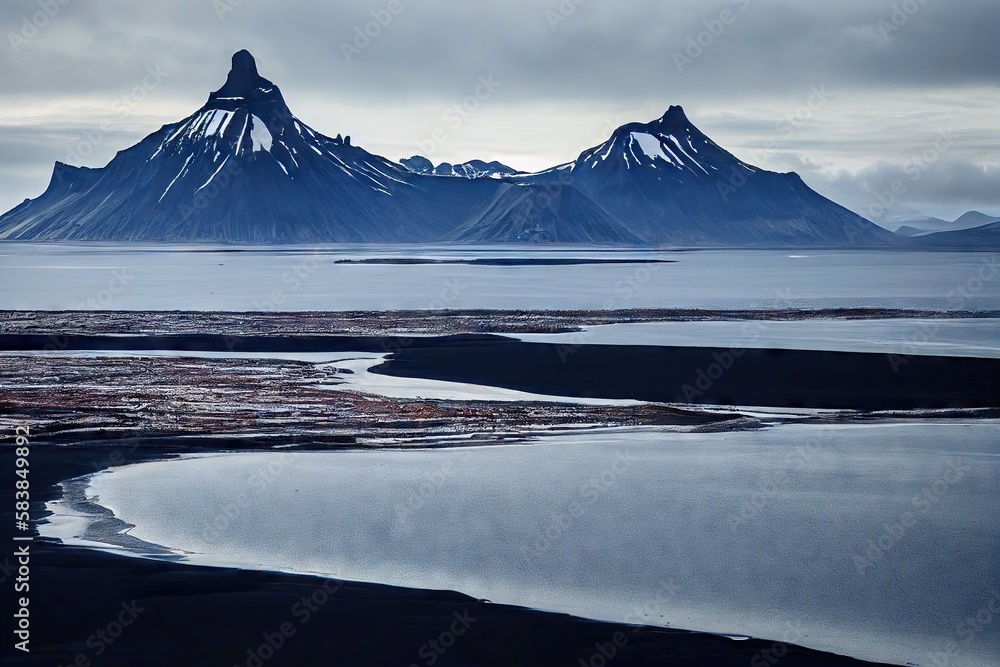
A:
[
  {"left": 2, "top": 244, "right": 998, "bottom": 312},
  {"left": 55, "top": 422, "right": 1000, "bottom": 667}
]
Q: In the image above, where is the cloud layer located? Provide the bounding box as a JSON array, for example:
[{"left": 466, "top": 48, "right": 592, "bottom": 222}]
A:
[{"left": 1, "top": 0, "right": 997, "bottom": 222}]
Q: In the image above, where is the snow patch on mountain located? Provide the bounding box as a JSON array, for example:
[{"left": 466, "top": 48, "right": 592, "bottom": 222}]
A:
[
  {"left": 0, "top": 54, "right": 900, "bottom": 247},
  {"left": 249, "top": 115, "right": 272, "bottom": 152},
  {"left": 630, "top": 132, "right": 673, "bottom": 164},
  {"left": 205, "top": 109, "right": 233, "bottom": 136},
  {"left": 158, "top": 154, "right": 194, "bottom": 202}
]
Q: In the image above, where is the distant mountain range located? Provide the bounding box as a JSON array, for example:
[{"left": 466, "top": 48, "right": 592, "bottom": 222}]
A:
[
  {"left": 0, "top": 50, "right": 903, "bottom": 246},
  {"left": 399, "top": 156, "right": 521, "bottom": 179},
  {"left": 909, "top": 216, "right": 1000, "bottom": 247},
  {"left": 891, "top": 211, "right": 999, "bottom": 237}
]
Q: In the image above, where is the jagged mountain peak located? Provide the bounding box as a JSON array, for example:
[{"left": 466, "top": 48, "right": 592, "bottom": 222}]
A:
[
  {"left": 130, "top": 50, "right": 410, "bottom": 196},
  {"left": 217, "top": 50, "right": 266, "bottom": 93},
  {"left": 647, "top": 105, "right": 692, "bottom": 132},
  {"left": 0, "top": 50, "right": 465, "bottom": 243},
  {"left": 605, "top": 106, "right": 697, "bottom": 140},
  {"left": 399, "top": 156, "right": 520, "bottom": 179},
  {"left": 0, "top": 52, "right": 896, "bottom": 247},
  {"left": 206, "top": 50, "right": 288, "bottom": 117},
  {"left": 566, "top": 107, "right": 726, "bottom": 176}
]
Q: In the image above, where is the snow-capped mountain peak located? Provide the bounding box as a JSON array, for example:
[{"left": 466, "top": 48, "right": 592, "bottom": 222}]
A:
[
  {"left": 138, "top": 50, "right": 417, "bottom": 201},
  {"left": 0, "top": 54, "right": 897, "bottom": 247},
  {"left": 623, "top": 131, "right": 709, "bottom": 173},
  {"left": 399, "top": 156, "right": 521, "bottom": 179},
  {"left": 571, "top": 105, "right": 743, "bottom": 176},
  {"left": 0, "top": 50, "right": 475, "bottom": 243},
  {"left": 144, "top": 51, "right": 304, "bottom": 173}
]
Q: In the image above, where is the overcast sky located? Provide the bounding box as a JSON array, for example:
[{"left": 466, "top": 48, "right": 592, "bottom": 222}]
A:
[{"left": 1, "top": 0, "right": 998, "bottom": 225}]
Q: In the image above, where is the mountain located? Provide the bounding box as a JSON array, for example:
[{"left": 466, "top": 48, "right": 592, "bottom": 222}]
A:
[
  {"left": 911, "top": 219, "right": 1000, "bottom": 248},
  {"left": 447, "top": 183, "right": 643, "bottom": 244},
  {"left": 0, "top": 50, "right": 494, "bottom": 243},
  {"left": 894, "top": 225, "right": 931, "bottom": 237},
  {"left": 0, "top": 52, "right": 897, "bottom": 247},
  {"left": 400, "top": 157, "right": 521, "bottom": 179},
  {"left": 889, "top": 216, "right": 949, "bottom": 236},
  {"left": 889, "top": 211, "right": 998, "bottom": 236},
  {"left": 953, "top": 211, "right": 1000, "bottom": 228},
  {"left": 398, "top": 155, "right": 434, "bottom": 174},
  {"left": 515, "top": 107, "right": 895, "bottom": 246}
]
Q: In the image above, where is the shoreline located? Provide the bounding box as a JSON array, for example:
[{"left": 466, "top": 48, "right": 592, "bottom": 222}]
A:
[
  {"left": 2, "top": 332, "right": 998, "bottom": 411},
  {"left": 4, "top": 306, "right": 1000, "bottom": 335},
  {"left": 374, "top": 339, "right": 1000, "bottom": 410},
  {"left": 1, "top": 306, "right": 992, "bottom": 666}
]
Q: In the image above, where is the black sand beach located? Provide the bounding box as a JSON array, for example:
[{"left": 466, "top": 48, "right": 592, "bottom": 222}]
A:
[
  {"left": 0, "top": 312, "right": 991, "bottom": 666},
  {"left": 2, "top": 331, "right": 995, "bottom": 410},
  {"left": 374, "top": 338, "right": 1000, "bottom": 410}
]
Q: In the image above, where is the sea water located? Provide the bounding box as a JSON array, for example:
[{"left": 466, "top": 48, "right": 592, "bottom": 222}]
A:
[
  {"left": 2, "top": 245, "right": 998, "bottom": 312},
  {"left": 61, "top": 422, "right": 1000, "bottom": 667}
]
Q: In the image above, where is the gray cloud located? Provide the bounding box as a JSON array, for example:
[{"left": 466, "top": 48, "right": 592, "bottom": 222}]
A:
[
  {"left": 771, "top": 152, "right": 1000, "bottom": 223},
  {"left": 4, "top": 0, "right": 999, "bottom": 101},
  {"left": 0, "top": 0, "right": 997, "bottom": 219}
]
